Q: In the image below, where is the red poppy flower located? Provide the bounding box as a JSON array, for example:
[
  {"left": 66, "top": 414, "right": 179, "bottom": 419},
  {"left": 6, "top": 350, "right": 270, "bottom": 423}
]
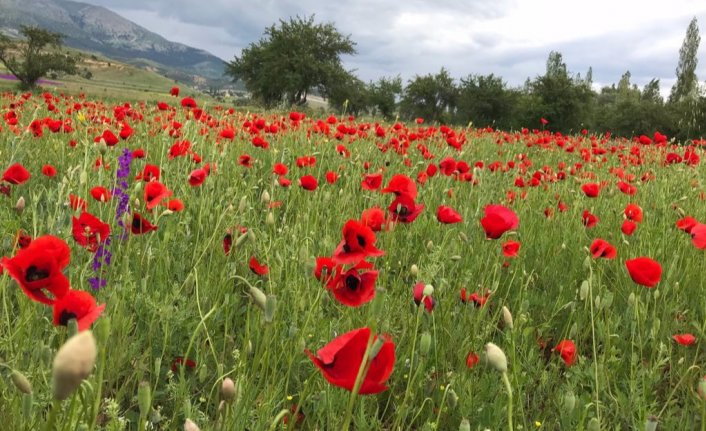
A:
[
  {"left": 299, "top": 175, "right": 318, "bottom": 191},
  {"left": 589, "top": 239, "right": 617, "bottom": 259},
  {"left": 381, "top": 174, "right": 417, "bottom": 200},
  {"left": 691, "top": 223, "right": 706, "bottom": 249},
  {"left": 72, "top": 212, "right": 110, "bottom": 252},
  {"left": 617, "top": 181, "right": 637, "bottom": 196},
  {"left": 480, "top": 205, "right": 519, "bottom": 239},
  {"left": 361, "top": 173, "right": 383, "bottom": 191},
  {"left": 621, "top": 219, "right": 637, "bottom": 236},
  {"left": 677, "top": 216, "right": 699, "bottom": 234},
  {"left": 42, "top": 164, "right": 57, "bottom": 177},
  {"left": 278, "top": 176, "right": 291, "bottom": 187},
  {"left": 169, "top": 86, "right": 180, "bottom": 96},
  {"left": 502, "top": 240, "right": 521, "bottom": 258},
  {"left": 624, "top": 204, "right": 643, "bottom": 223},
  {"left": 249, "top": 256, "right": 269, "bottom": 276},
  {"left": 171, "top": 357, "right": 196, "bottom": 373},
  {"left": 459, "top": 288, "right": 490, "bottom": 307},
  {"left": 2, "top": 163, "right": 30, "bottom": 185},
  {"left": 69, "top": 194, "right": 88, "bottom": 212},
  {"left": 581, "top": 183, "right": 600, "bottom": 198},
  {"left": 332, "top": 220, "right": 385, "bottom": 265},
  {"left": 554, "top": 340, "right": 577, "bottom": 366},
  {"left": 53, "top": 290, "right": 106, "bottom": 331},
  {"left": 144, "top": 181, "right": 173, "bottom": 210},
  {"left": 625, "top": 257, "right": 662, "bottom": 288},
  {"left": 360, "top": 207, "right": 387, "bottom": 232},
  {"left": 16, "top": 230, "right": 32, "bottom": 249},
  {"left": 437, "top": 205, "right": 463, "bottom": 224},
  {"left": 131, "top": 213, "right": 157, "bottom": 235},
  {"left": 273, "top": 163, "right": 288, "bottom": 176},
  {"left": 99, "top": 130, "right": 119, "bottom": 146},
  {"left": 388, "top": 194, "right": 425, "bottom": 224},
  {"left": 314, "top": 256, "right": 337, "bottom": 282},
  {"left": 188, "top": 168, "right": 208, "bottom": 187},
  {"left": 223, "top": 233, "right": 233, "bottom": 256},
  {"left": 181, "top": 97, "right": 197, "bottom": 108},
  {"left": 540, "top": 117, "right": 549, "bottom": 125},
  {"left": 412, "top": 282, "right": 435, "bottom": 312},
  {"left": 466, "top": 351, "right": 480, "bottom": 369},
  {"left": 673, "top": 333, "right": 696, "bottom": 346},
  {"left": 136, "top": 164, "right": 161, "bottom": 182},
  {"left": 325, "top": 171, "right": 339, "bottom": 184},
  {"left": 582, "top": 210, "right": 599, "bottom": 228},
  {"left": 306, "top": 327, "right": 395, "bottom": 395},
  {"left": 0, "top": 235, "right": 71, "bottom": 304},
  {"left": 239, "top": 154, "right": 253, "bottom": 168},
  {"left": 90, "top": 186, "right": 111, "bottom": 202},
  {"left": 326, "top": 260, "right": 378, "bottom": 307},
  {"left": 132, "top": 148, "right": 146, "bottom": 159}
]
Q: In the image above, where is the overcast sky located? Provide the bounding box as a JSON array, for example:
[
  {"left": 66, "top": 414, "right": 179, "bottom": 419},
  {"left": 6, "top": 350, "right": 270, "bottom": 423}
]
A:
[{"left": 80, "top": 0, "right": 706, "bottom": 95}]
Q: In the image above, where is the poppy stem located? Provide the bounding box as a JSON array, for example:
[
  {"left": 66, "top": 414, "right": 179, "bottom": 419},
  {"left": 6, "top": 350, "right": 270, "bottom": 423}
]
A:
[
  {"left": 341, "top": 332, "right": 375, "bottom": 431},
  {"left": 267, "top": 409, "right": 290, "bottom": 431},
  {"left": 501, "top": 371, "right": 514, "bottom": 431},
  {"left": 43, "top": 399, "right": 62, "bottom": 431}
]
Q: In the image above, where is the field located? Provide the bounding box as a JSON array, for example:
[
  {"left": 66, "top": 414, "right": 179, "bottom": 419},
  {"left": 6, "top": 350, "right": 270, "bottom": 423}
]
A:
[{"left": 0, "top": 88, "right": 705, "bottom": 431}]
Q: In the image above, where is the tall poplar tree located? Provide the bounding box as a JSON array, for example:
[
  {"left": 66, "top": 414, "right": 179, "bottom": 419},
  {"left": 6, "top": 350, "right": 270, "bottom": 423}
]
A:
[{"left": 669, "top": 17, "right": 701, "bottom": 103}]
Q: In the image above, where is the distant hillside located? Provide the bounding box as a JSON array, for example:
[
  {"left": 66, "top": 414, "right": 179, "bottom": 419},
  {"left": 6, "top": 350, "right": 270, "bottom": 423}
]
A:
[{"left": 0, "top": 0, "right": 230, "bottom": 89}]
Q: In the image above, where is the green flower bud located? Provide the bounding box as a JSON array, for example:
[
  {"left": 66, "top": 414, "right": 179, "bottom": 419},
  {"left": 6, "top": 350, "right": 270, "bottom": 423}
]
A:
[
  {"left": 183, "top": 418, "right": 201, "bottom": 431},
  {"left": 447, "top": 388, "right": 458, "bottom": 409},
  {"left": 697, "top": 376, "right": 706, "bottom": 400},
  {"left": 644, "top": 416, "right": 658, "bottom": 431},
  {"left": 587, "top": 417, "right": 600, "bottom": 431},
  {"left": 502, "top": 306, "right": 513, "bottom": 330},
  {"left": 238, "top": 196, "right": 248, "bottom": 212},
  {"left": 484, "top": 342, "right": 508, "bottom": 373},
  {"left": 562, "top": 391, "right": 576, "bottom": 415},
  {"left": 221, "top": 378, "right": 236, "bottom": 403},
  {"left": 138, "top": 381, "right": 151, "bottom": 417},
  {"left": 410, "top": 264, "right": 419, "bottom": 277},
  {"left": 459, "top": 418, "right": 471, "bottom": 431},
  {"left": 264, "top": 295, "right": 277, "bottom": 323},
  {"left": 248, "top": 286, "right": 267, "bottom": 311},
  {"left": 419, "top": 332, "right": 432, "bottom": 357},
  {"left": 21, "top": 392, "right": 33, "bottom": 419}
]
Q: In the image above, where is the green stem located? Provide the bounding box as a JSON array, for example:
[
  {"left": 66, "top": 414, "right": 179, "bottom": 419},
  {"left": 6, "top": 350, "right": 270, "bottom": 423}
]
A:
[
  {"left": 43, "top": 399, "right": 62, "bottom": 431},
  {"left": 501, "top": 371, "right": 513, "bottom": 431},
  {"left": 268, "top": 409, "right": 290, "bottom": 431},
  {"left": 701, "top": 399, "right": 705, "bottom": 431},
  {"left": 341, "top": 333, "right": 375, "bottom": 431}
]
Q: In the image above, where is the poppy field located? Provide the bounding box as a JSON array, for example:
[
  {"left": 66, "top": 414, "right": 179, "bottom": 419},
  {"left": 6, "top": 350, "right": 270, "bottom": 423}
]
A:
[{"left": 1, "top": 89, "right": 706, "bottom": 430}]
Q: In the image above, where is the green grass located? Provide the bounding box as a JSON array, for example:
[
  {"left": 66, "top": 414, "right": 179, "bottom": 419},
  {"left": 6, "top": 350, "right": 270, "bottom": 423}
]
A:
[{"left": 0, "top": 90, "right": 705, "bottom": 430}]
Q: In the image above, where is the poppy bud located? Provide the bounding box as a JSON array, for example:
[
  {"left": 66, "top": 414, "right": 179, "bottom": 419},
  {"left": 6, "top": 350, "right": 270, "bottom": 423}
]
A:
[
  {"left": 446, "top": 388, "right": 458, "bottom": 409},
  {"left": 52, "top": 331, "right": 97, "bottom": 401},
  {"left": 410, "top": 264, "right": 419, "bottom": 277},
  {"left": 628, "top": 292, "right": 636, "bottom": 306},
  {"left": 133, "top": 181, "right": 143, "bottom": 193},
  {"left": 697, "top": 376, "right": 706, "bottom": 400},
  {"left": 11, "top": 370, "right": 32, "bottom": 394},
  {"left": 502, "top": 306, "right": 513, "bottom": 330},
  {"left": 562, "top": 391, "right": 576, "bottom": 415},
  {"left": 15, "top": 196, "right": 25, "bottom": 214},
  {"left": 94, "top": 317, "right": 110, "bottom": 345},
  {"left": 248, "top": 229, "right": 256, "bottom": 243},
  {"left": 459, "top": 418, "right": 471, "bottom": 431},
  {"left": 423, "top": 284, "right": 434, "bottom": 297},
  {"left": 419, "top": 331, "right": 431, "bottom": 357},
  {"left": 98, "top": 142, "right": 108, "bottom": 155},
  {"left": 198, "top": 364, "right": 208, "bottom": 383},
  {"left": 247, "top": 285, "right": 267, "bottom": 311},
  {"left": 235, "top": 232, "right": 248, "bottom": 248},
  {"left": 260, "top": 190, "right": 270, "bottom": 204},
  {"left": 426, "top": 240, "right": 434, "bottom": 250},
  {"left": 484, "top": 342, "right": 507, "bottom": 373},
  {"left": 79, "top": 170, "right": 87, "bottom": 185},
  {"left": 587, "top": 418, "right": 600, "bottom": 431},
  {"left": 184, "top": 418, "right": 201, "bottom": 431},
  {"left": 458, "top": 232, "right": 469, "bottom": 243},
  {"left": 41, "top": 344, "right": 53, "bottom": 367},
  {"left": 645, "top": 416, "right": 658, "bottom": 431},
  {"left": 138, "top": 381, "right": 151, "bottom": 417},
  {"left": 266, "top": 212, "right": 275, "bottom": 226},
  {"left": 238, "top": 196, "right": 247, "bottom": 212},
  {"left": 450, "top": 255, "right": 461, "bottom": 261},
  {"left": 579, "top": 280, "right": 589, "bottom": 300},
  {"left": 264, "top": 295, "right": 277, "bottom": 323},
  {"left": 221, "top": 378, "right": 237, "bottom": 402}
]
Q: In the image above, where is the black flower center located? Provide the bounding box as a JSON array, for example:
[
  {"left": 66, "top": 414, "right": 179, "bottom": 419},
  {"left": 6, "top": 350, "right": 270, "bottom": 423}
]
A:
[
  {"left": 356, "top": 235, "right": 366, "bottom": 247},
  {"left": 58, "top": 310, "right": 78, "bottom": 326},
  {"left": 345, "top": 274, "right": 360, "bottom": 291},
  {"left": 25, "top": 265, "right": 50, "bottom": 282}
]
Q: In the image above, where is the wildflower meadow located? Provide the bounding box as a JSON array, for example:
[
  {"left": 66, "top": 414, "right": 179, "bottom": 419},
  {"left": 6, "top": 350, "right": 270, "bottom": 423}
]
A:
[{"left": 1, "top": 89, "right": 706, "bottom": 430}]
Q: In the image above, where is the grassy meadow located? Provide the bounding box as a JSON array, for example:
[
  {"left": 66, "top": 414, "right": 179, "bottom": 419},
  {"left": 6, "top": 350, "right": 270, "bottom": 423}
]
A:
[{"left": 0, "top": 88, "right": 706, "bottom": 431}]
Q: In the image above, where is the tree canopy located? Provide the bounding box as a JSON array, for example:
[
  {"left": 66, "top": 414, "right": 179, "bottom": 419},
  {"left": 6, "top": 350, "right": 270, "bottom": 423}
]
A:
[
  {"left": 226, "top": 15, "right": 356, "bottom": 107},
  {"left": 0, "top": 26, "right": 78, "bottom": 90}
]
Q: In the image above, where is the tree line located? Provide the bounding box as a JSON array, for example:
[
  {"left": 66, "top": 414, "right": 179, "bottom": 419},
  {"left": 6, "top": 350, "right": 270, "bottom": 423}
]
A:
[{"left": 227, "top": 16, "right": 706, "bottom": 141}]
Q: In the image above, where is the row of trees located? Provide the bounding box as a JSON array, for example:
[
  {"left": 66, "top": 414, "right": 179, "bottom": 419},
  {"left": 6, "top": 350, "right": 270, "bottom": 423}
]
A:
[{"left": 227, "top": 16, "right": 706, "bottom": 140}]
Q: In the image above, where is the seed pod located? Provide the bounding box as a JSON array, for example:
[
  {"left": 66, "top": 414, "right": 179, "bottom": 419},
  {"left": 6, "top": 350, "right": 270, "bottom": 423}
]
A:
[{"left": 52, "top": 331, "right": 97, "bottom": 401}]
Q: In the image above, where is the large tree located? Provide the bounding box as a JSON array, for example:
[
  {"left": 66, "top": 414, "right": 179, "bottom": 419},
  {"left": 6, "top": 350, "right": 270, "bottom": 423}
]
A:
[
  {"left": 455, "top": 74, "right": 517, "bottom": 129},
  {"left": 670, "top": 17, "right": 701, "bottom": 103},
  {"left": 368, "top": 76, "right": 402, "bottom": 120},
  {"left": 226, "top": 15, "right": 356, "bottom": 107},
  {"left": 400, "top": 68, "right": 457, "bottom": 123},
  {"left": 0, "top": 26, "right": 78, "bottom": 90}
]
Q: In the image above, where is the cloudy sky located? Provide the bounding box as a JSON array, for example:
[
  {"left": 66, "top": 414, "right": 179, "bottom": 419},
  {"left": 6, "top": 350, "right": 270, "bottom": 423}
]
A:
[{"left": 80, "top": 0, "right": 706, "bottom": 94}]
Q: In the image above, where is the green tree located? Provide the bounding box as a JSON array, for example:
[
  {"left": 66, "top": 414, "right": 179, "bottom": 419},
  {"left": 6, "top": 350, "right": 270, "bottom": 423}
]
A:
[
  {"left": 325, "top": 69, "right": 370, "bottom": 115},
  {"left": 400, "top": 68, "right": 457, "bottom": 123},
  {"left": 0, "top": 26, "right": 78, "bottom": 90},
  {"left": 368, "top": 76, "right": 402, "bottom": 119},
  {"left": 669, "top": 17, "right": 701, "bottom": 103},
  {"left": 226, "top": 15, "right": 356, "bottom": 107},
  {"left": 455, "top": 74, "right": 517, "bottom": 129}
]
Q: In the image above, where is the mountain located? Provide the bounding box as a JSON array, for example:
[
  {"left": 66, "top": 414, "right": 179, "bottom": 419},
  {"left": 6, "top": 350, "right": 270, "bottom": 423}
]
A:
[{"left": 0, "top": 0, "right": 229, "bottom": 88}]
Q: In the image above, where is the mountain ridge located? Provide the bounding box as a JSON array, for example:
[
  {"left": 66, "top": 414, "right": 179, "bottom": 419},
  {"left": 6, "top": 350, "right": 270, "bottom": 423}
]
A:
[{"left": 0, "top": 0, "right": 229, "bottom": 88}]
